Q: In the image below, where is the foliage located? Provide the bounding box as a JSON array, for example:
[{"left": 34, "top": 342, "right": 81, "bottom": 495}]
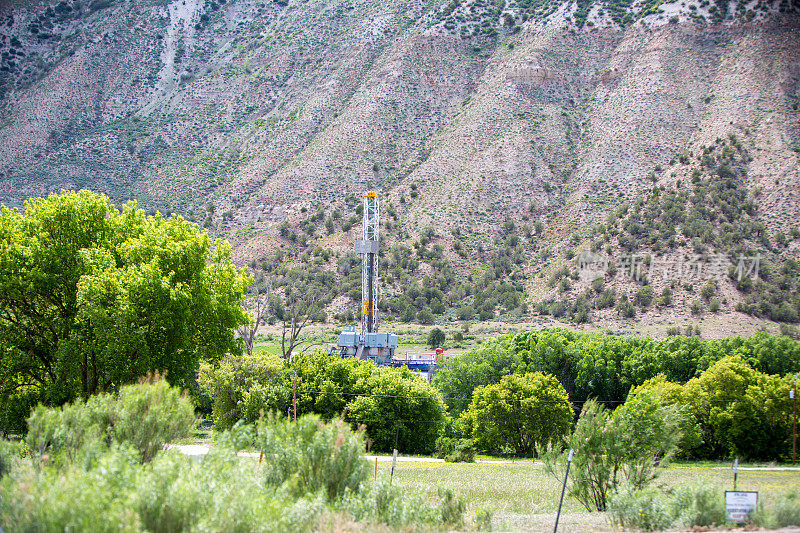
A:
[
  {"left": 612, "top": 387, "right": 684, "bottom": 489},
  {"left": 26, "top": 379, "right": 195, "bottom": 463},
  {"left": 0, "top": 190, "right": 249, "bottom": 432},
  {"left": 199, "top": 350, "right": 445, "bottom": 454},
  {"left": 0, "top": 439, "right": 25, "bottom": 479},
  {"left": 460, "top": 372, "right": 572, "bottom": 455},
  {"left": 608, "top": 487, "right": 674, "bottom": 531},
  {"left": 338, "top": 479, "right": 455, "bottom": 528},
  {"left": 434, "top": 328, "right": 800, "bottom": 421},
  {"left": 543, "top": 396, "right": 683, "bottom": 511},
  {"left": 682, "top": 356, "right": 792, "bottom": 460},
  {"left": 289, "top": 350, "right": 373, "bottom": 420},
  {"left": 435, "top": 417, "right": 476, "bottom": 462},
  {"left": 438, "top": 487, "right": 467, "bottom": 527},
  {"left": 0, "top": 388, "right": 460, "bottom": 532},
  {"left": 257, "top": 414, "right": 369, "bottom": 502},
  {"left": 628, "top": 375, "right": 703, "bottom": 457},
  {"left": 670, "top": 483, "right": 726, "bottom": 528},
  {"left": 198, "top": 350, "right": 288, "bottom": 429},
  {"left": 427, "top": 327, "right": 445, "bottom": 349},
  {"left": 435, "top": 436, "right": 476, "bottom": 462},
  {"left": 346, "top": 365, "right": 447, "bottom": 454},
  {"left": 772, "top": 491, "right": 800, "bottom": 528}
]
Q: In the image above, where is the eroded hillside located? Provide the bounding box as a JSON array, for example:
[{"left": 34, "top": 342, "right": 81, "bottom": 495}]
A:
[{"left": 1, "top": 0, "right": 798, "bottom": 334}]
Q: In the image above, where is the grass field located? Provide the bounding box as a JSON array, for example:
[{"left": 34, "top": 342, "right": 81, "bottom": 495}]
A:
[{"left": 383, "top": 460, "right": 800, "bottom": 532}]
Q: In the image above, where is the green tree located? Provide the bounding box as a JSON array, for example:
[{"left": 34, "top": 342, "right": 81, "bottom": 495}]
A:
[
  {"left": 427, "top": 327, "right": 445, "bottom": 349},
  {"left": 346, "top": 366, "right": 446, "bottom": 454},
  {"left": 543, "top": 396, "right": 683, "bottom": 511},
  {"left": 683, "top": 356, "right": 792, "bottom": 460},
  {"left": 460, "top": 372, "right": 572, "bottom": 455},
  {"left": 0, "top": 190, "right": 250, "bottom": 430}
]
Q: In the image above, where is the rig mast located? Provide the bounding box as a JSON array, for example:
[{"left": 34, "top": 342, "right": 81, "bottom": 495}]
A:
[
  {"left": 330, "top": 190, "right": 398, "bottom": 364},
  {"left": 358, "top": 191, "right": 380, "bottom": 338}
]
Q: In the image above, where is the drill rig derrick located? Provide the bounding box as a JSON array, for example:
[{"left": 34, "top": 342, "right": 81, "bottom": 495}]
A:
[{"left": 330, "top": 191, "right": 398, "bottom": 364}]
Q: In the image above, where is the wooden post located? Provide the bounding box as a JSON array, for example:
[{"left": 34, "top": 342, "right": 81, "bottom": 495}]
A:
[
  {"left": 374, "top": 457, "right": 378, "bottom": 481},
  {"left": 293, "top": 375, "right": 297, "bottom": 422}
]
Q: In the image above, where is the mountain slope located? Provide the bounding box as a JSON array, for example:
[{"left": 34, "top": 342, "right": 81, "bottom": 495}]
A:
[{"left": 1, "top": 0, "right": 799, "bottom": 333}]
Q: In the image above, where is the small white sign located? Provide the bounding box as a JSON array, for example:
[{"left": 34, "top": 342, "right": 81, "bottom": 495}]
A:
[{"left": 725, "top": 491, "right": 758, "bottom": 523}]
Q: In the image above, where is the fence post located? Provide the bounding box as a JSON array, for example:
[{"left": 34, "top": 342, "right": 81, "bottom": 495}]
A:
[{"left": 554, "top": 449, "right": 573, "bottom": 533}]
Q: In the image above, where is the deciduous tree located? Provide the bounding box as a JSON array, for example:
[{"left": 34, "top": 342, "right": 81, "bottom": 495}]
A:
[{"left": 0, "top": 190, "right": 250, "bottom": 430}]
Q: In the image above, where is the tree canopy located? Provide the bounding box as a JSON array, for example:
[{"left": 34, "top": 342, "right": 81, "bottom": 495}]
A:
[
  {"left": 0, "top": 190, "right": 250, "bottom": 431},
  {"left": 459, "top": 372, "right": 572, "bottom": 455}
]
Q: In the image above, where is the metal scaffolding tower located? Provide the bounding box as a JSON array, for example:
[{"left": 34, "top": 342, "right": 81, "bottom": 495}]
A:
[
  {"left": 358, "top": 191, "right": 379, "bottom": 338},
  {"left": 330, "top": 190, "right": 398, "bottom": 364}
]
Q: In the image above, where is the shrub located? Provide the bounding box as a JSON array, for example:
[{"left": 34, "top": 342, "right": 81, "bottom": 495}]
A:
[
  {"left": 198, "top": 351, "right": 288, "bottom": 429},
  {"left": 26, "top": 379, "right": 195, "bottom": 463},
  {"left": 609, "top": 488, "right": 674, "bottom": 531},
  {"left": 0, "top": 436, "right": 325, "bottom": 532},
  {"left": 0, "top": 413, "right": 454, "bottom": 532},
  {"left": 617, "top": 297, "right": 636, "bottom": 318},
  {"left": 346, "top": 366, "right": 446, "bottom": 454},
  {"left": 773, "top": 491, "right": 800, "bottom": 528},
  {"left": 683, "top": 356, "right": 792, "bottom": 460},
  {"left": 257, "top": 414, "right": 369, "bottom": 502},
  {"left": 544, "top": 395, "right": 683, "bottom": 511},
  {"left": 427, "top": 327, "right": 445, "bottom": 348},
  {"left": 474, "top": 507, "right": 493, "bottom": 531},
  {"left": 0, "top": 439, "right": 25, "bottom": 478},
  {"left": 635, "top": 286, "right": 655, "bottom": 307},
  {"left": 671, "top": 484, "right": 725, "bottom": 528},
  {"left": 340, "top": 479, "right": 441, "bottom": 527},
  {"left": 438, "top": 488, "right": 467, "bottom": 527},
  {"left": 435, "top": 436, "right": 476, "bottom": 463}
]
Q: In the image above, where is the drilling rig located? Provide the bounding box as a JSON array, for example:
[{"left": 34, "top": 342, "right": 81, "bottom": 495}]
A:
[{"left": 329, "top": 191, "right": 398, "bottom": 364}]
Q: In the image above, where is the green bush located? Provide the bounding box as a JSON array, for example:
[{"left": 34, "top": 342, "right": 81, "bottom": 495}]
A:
[
  {"left": 257, "top": 414, "right": 369, "bottom": 502},
  {"left": 671, "top": 484, "right": 725, "bottom": 528},
  {"left": 435, "top": 436, "right": 476, "bottom": 462},
  {"left": 339, "top": 479, "right": 442, "bottom": 527},
  {"left": 0, "top": 440, "right": 324, "bottom": 532},
  {"left": 427, "top": 327, "right": 445, "bottom": 348},
  {"left": 544, "top": 395, "right": 683, "bottom": 512},
  {"left": 609, "top": 488, "right": 674, "bottom": 531},
  {"left": 684, "top": 356, "right": 792, "bottom": 460},
  {"left": 438, "top": 487, "right": 467, "bottom": 527},
  {"left": 1, "top": 384, "right": 463, "bottom": 532},
  {"left": 26, "top": 379, "right": 195, "bottom": 463},
  {"left": 198, "top": 351, "right": 288, "bottom": 429},
  {"left": 0, "top": 439, "right": 25, "bottom": 478},
  {"left": 773, "top": 491, "right": 800, "bottom": 527}
]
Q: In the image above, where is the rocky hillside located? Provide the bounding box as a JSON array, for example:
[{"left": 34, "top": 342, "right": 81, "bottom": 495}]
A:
[{"left": 1, "top": 0, "right": 799, "bottom": 334}]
